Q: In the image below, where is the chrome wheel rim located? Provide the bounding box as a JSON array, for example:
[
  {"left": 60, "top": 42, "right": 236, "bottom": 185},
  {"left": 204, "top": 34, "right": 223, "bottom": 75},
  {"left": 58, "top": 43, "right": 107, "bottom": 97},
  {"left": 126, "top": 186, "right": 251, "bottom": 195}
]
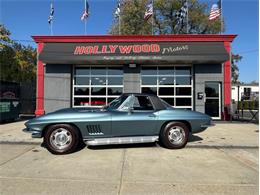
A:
[
  {"left": 50, "top": 128, "right": 72, "bottom": 150},
  {"left": 168, "top": 126, "right": 185, "bottom": 145}
]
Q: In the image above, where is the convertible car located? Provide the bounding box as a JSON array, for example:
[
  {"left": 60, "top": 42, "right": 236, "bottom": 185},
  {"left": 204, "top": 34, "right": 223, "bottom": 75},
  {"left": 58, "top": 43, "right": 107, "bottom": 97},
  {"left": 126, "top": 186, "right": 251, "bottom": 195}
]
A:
[{"left": 23, "top": 93, "right": 214, "bottom": 154}]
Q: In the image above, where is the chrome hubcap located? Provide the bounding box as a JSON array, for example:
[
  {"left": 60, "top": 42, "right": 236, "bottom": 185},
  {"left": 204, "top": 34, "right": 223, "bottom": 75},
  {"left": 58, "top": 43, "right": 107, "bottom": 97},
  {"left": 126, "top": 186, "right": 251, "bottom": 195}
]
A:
[
  {"left": 168, "top": 126, "right": 185, "bottom": 145},
  {"left": 50, "top": 128, "right": 72, "bottom": 150}
]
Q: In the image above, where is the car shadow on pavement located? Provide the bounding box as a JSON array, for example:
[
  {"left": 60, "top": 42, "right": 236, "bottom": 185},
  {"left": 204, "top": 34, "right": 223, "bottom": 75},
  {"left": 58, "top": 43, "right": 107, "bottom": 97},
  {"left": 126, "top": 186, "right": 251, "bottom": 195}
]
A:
[
  {"left": 188, "top": 134, "right": 203, "bottom": 142},
  {"left": 87, "top": 142, "right": 158, "bottom": 150},
  {"left": 40, "top": 134, "right": 204, "bottom": 152}
]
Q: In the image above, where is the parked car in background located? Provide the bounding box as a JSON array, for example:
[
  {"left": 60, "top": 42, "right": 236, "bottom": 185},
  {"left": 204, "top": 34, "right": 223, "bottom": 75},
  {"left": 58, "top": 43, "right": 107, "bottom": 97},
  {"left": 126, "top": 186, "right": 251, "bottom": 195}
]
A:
[{"left": 23, "top": 93, "right": 213, "bottom": 154}]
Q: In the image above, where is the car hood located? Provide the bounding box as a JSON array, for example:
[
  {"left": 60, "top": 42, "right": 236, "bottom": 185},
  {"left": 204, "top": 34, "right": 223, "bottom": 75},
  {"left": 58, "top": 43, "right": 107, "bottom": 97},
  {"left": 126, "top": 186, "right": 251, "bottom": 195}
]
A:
[{"left": 26, "top": 107, "right": 108, "bottom": 125}]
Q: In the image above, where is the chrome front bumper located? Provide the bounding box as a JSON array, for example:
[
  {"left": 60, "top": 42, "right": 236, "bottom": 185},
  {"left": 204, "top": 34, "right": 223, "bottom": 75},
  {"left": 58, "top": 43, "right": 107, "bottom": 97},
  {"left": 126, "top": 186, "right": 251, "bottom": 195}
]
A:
[
  {"left": 201, "top": 121, "right": 215, "bottom": 128},
  {"left": 23, "top": 128, "right": 42, "bottom": 138}
]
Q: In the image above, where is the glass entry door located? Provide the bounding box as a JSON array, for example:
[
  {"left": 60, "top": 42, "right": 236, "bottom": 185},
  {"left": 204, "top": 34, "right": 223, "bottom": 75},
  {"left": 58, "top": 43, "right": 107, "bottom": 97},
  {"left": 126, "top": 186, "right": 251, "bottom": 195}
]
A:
[{"left": 205, "top": 82, "right": 221, "bottom": 119}]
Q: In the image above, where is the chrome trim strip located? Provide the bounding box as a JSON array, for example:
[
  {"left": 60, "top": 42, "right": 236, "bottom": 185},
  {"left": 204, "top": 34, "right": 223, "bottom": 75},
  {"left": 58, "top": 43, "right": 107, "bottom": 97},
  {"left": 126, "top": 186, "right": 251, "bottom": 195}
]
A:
[
  {"left": 201, "top": 123, "right": 215, "bottom": 128},
  {"left": 85, "top": 136, "right": 159, "bottom": 146}
]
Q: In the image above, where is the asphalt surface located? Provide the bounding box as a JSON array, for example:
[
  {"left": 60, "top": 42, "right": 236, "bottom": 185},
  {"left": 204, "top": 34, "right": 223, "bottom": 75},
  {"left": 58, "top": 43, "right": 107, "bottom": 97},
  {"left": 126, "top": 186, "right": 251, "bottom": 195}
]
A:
[{"left": 0, "top": 121, "right": 259, "bottom": 195}]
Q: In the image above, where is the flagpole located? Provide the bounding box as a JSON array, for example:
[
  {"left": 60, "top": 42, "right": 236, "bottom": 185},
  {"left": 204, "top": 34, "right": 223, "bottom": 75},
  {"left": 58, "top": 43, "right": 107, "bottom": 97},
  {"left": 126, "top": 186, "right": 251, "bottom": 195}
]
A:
[
  {"left": 119, "top": 12, "right": 121, "bottom": 35},
  {"left": 84, "top": 0, "right": 86, "bottom": 35},
  {"left": 221, "top": 0, "right": 223, "bottom": 34},
  {"left": 85, "top": 20, "right": 87, "bottom": 35},
  {"left": 51, "top": 22, "right": 53, "bottom": 35},
  {"left": 152, "top": 0, "right": 154, "bottom": 35},
  {"left": 186, "top": 0, "right": 188, "bottom": 34}
]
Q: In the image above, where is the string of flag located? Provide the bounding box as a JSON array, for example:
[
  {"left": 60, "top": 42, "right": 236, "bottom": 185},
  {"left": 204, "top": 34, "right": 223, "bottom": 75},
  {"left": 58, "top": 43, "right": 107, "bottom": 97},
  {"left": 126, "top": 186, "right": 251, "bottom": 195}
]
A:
[
  {"left": 47, "top": 0, "right": 223, "bottom": 35},
  {"left": 48, "top": 2, "right": 54, "bottom": 24},
  {"left": 48, "top": 1, "right": 54, "bottom": 35},
  {"left": 209, "top": 1, "right": 221, "bottom": 20},
  {"left": 144, "top": 0, "right": 153, "bottom": 20},
  {"left": 81, "top": 0, "right": 89, "bottom": 21},
  {"left": 114, "top": 1, "right": 120, "bottom": 18},
  {"left": 174, "top": 1, "right": 188, "bottom": 32}
]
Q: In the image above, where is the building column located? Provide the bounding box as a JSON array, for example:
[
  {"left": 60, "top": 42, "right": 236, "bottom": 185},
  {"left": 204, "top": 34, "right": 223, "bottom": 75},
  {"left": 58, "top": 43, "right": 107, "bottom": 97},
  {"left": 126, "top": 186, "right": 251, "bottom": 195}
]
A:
[
  {"left": 35, "top": 43, "right": 45, "bottom": 116},
  {"left": 223, "top": 41, "right": 231, "bottom": 120},
  {"left": 123, "top": 64, "right": 141, "bottom": 93}
]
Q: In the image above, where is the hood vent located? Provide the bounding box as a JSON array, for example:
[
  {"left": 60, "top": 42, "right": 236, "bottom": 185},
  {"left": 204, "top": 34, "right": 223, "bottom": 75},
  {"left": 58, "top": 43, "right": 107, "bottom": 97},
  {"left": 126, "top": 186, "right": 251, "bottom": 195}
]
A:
[{"left": 87, "top": 125, "right": 104, "bottom": 135}]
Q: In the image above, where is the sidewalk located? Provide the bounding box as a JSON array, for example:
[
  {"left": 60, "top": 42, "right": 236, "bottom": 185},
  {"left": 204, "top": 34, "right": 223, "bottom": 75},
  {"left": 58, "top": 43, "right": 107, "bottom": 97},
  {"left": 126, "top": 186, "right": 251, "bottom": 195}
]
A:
[
  {"left": 0, "top": 120, "right": 259, "bottom": 195},
  {"left": 0, "top": 120, "right": 41, "bottom": 144}
]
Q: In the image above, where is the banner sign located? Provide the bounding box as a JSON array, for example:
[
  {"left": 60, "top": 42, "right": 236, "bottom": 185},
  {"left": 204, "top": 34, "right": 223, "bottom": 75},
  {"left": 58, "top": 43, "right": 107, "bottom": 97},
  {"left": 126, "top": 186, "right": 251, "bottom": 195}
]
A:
[{"left": 39, "top": 42, "right": 229, "bottom": 64}]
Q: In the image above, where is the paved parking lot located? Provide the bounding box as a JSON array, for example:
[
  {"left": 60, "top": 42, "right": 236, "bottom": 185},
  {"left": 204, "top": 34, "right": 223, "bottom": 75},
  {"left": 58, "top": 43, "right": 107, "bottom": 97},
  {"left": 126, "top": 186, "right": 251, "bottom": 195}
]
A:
[{"left": 0, "top": 121, "right": 259, "bottom": 195}]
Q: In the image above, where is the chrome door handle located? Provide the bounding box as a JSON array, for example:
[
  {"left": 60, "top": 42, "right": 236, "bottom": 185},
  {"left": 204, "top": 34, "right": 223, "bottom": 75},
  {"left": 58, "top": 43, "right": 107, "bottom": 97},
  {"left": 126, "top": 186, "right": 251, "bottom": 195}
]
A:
[{"left": 148, "top": 114, "right": 156, "bottom": 117}]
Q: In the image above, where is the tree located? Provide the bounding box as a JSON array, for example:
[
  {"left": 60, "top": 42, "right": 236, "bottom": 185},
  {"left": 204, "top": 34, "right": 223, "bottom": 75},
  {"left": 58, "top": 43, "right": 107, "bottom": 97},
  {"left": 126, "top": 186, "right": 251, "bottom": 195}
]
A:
[
  {"left": 110, "top": 0, "right": 222, "bottom": 35},
  {"left": 0, "top": 24, "right": 37, "bottom": 83},
  {"left": 231, "top": 54, "right": 242, "bottom": 84}
]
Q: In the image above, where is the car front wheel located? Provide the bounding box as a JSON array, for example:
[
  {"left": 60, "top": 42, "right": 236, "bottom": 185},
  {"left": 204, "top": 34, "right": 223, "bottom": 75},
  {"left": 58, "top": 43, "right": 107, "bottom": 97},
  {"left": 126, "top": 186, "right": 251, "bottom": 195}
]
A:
[
  {"left": 160, "top": 122, "right": 189, "bottom": 149},
  {"left": 44, "top": 124, "right": 80, "bottom": 154}
]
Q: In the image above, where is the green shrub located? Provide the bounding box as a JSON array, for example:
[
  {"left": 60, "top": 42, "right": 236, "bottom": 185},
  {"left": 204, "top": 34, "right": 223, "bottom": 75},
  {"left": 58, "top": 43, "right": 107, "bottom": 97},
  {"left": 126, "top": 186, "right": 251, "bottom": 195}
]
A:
[{"left": 238, "top": 101, "right": 259, "bottom": 110}]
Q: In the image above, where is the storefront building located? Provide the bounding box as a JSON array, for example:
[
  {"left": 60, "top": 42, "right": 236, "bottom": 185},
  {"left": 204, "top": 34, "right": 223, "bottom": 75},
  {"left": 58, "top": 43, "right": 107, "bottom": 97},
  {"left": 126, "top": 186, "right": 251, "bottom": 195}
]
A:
[{"left": 33, "top": 34, "right": 236, "bottom": 120}]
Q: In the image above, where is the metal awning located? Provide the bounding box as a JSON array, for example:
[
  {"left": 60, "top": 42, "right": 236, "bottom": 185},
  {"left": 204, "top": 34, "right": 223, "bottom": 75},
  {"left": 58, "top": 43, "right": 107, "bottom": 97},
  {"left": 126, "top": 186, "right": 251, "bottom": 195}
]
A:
[{"left": 39, "top": 42, "right": 229, "bottom": 65}]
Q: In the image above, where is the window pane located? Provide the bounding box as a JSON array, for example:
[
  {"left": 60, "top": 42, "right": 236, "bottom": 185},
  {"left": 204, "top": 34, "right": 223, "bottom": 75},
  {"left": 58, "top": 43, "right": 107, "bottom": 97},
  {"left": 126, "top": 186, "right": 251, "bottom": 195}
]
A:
[
  {"left": 142, "top": 87, "right": 157, "bottom": 95},
  {"left": 158, "top": 67, "right": 174, "bottom": 75},
  {"left": 90, "top": 98, "right": 106, "bottom": 106},
  {"left": 132, "top": 96, "right": 154, "bottom": 110},
  {"left": 75, "top": 77, "right": 89, "bottom": 85},
  {"left": 108, "top": 87, "right": 123, "bottom": 95},
  {"left": 108, "top": 77, "right": 123, "bottom": 85},
  {"left": 91, "top": 67, "right": 106, "bottom": 75},
  {"left": 161, "top": 98, "right": 174, "bottom": 106},
  {"left": 108, "top": 98, "right": 117, "bottom": 104},
  {"left": 205, "top": 99, "right": 219, "bottom": 117},
  {"left": 141, "top": 67, "right": 157, "bottom": 75},
  {"left": 75, "top": 68, "right": 90, "bottom": 75},
  {"left": 176, "top": 87, "right": 191, "bottom": 95},
  {"left": 175, "top": 67, "right": 191, "bottom": 75},
  {"left": 108, "top": 67, "right": 123, "bottom": 75},
  {"left": 159, "top": 87, "right": 174, "bottom": 96},
  {"left": 176, "top": 76, "right": 191, "bottom": 85},
  {"left": 74, "top": 97, "right": 90, "bottom": 106},
  {"left": 91, "top": 77, "right": 106, "bottom": 85},
  {"left": 74, "top": 87, "right": 89, "bottom": 95},
  {"left": 142, "top": 77, "right": 157, "bottom": 85},
  {"left": 176, "top": 98, "right": 191, "bottom": 106},
  {"left": 205, "top": 83, "right": 219, "bottom": 97},
  {"left": 91, "top": 87, "right": 106, "bottom": 95},
  {"left": 158, "top": 77, "right": 174, "bottom": 85}
]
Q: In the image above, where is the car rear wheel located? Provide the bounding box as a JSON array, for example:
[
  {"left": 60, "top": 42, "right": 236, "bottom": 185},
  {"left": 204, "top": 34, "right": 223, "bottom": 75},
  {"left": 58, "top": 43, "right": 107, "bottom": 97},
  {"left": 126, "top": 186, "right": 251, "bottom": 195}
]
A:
[
  {"left": 160, "top": 122, "right": 189, "bottom": 149},
  {"left": 44, "top": 124, "right": 80, "bottom": 154}
]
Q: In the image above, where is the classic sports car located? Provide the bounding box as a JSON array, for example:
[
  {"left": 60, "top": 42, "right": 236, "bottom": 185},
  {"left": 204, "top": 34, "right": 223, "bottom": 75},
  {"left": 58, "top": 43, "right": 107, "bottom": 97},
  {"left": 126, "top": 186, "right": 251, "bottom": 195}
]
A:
[{"left": 23, "top": 93, "right": 214, "bottom": 154}]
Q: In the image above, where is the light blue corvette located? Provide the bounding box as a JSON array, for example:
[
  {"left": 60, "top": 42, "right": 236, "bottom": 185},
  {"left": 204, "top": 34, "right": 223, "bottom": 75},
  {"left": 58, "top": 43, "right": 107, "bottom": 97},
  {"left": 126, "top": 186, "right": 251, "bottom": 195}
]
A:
[{"left": 24, "top": 93, "right": 213, "bottom": 154}]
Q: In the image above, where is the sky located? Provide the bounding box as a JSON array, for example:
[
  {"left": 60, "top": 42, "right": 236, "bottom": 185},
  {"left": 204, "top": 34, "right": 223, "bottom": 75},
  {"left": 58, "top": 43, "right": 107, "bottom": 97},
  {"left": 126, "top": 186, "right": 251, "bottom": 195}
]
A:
[{"left": 0, "top": 0, "right": 259, "bottom": 83}]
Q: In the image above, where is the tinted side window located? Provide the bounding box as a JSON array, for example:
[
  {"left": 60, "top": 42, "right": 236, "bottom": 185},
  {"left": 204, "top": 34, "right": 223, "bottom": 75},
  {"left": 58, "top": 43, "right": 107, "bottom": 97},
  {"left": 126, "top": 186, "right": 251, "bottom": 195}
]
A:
[{"left": 133, "top": 96, "right": 154, "bottom": 111}]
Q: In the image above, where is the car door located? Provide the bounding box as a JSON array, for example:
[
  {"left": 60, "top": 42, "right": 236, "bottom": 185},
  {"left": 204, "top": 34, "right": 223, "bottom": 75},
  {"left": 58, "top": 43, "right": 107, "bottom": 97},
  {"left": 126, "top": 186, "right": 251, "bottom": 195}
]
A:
[{"left": 111, "top": 95, "right": 158, "bottom": 137}]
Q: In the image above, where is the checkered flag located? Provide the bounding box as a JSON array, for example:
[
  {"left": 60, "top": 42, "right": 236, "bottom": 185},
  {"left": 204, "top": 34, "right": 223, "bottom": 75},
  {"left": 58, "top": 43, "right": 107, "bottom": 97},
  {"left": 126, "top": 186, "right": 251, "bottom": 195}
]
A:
[{"left": 175, "top": 2, "right": 188, "bottom": 29}]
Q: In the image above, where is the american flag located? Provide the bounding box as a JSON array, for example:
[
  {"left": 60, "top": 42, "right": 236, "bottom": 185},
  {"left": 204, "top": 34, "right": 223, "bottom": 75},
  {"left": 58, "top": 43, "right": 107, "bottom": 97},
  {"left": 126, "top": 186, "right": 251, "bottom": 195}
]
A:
[
  {"left": 81, "top": 0, "right": 89, "bottom": 21},
  {"left": 144, "top": 1, "right": 153, "bottom": 20},
  {"left": 209, "top": 2, "right": 221, "bottom": 20}
]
